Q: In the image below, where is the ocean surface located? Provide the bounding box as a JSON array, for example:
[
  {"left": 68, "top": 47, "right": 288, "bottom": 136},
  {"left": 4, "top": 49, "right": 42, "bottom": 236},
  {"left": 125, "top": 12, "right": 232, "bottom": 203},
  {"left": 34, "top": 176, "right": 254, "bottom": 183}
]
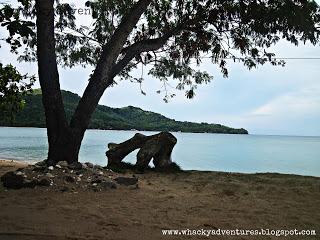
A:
[{"left": 0, "top": 127, "right": 319, "bottom": 177}]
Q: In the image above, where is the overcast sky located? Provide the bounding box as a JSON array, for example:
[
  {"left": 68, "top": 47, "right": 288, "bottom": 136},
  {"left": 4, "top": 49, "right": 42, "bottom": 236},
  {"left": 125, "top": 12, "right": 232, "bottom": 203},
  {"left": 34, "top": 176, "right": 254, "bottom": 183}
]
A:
[{"left": 1, "top": 1, "right": 320, "bottom": 136}]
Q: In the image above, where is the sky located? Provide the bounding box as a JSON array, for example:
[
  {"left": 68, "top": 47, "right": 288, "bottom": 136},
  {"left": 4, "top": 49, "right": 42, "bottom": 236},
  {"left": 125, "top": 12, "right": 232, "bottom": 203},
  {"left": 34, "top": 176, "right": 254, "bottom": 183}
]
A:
[{"left": 1, "top": 1, "right": 320, "bottom": 136}]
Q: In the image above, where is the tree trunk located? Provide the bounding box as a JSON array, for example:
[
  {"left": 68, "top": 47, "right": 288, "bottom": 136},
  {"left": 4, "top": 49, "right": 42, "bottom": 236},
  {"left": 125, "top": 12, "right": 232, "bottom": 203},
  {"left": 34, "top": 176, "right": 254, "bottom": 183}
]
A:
[
  {"left": 36, "top": 0, "right": 70, "bottom": 165},
  {"left": 46, "top": 128, "right": 85, "bottom": 164},
  {"left": 106, "top": 132, "right": 177, "bottom": 170},
  {"left": 35, "top": 0, "right": 152, "bottom": 165}
]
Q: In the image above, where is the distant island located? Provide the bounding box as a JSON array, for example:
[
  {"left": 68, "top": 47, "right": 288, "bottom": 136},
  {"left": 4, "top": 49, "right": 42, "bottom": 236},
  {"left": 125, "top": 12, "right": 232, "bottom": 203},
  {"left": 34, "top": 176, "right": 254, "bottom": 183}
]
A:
[{"left": 0, "top": 90, "right": 248, "bottom": 134}]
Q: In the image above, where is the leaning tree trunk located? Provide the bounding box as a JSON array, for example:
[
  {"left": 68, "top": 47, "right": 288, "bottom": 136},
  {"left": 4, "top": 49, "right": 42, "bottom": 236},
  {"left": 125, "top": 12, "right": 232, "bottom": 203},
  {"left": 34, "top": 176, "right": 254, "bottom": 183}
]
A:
[{"left": 106, "top": 132, "right": 177, "bottom": 170}]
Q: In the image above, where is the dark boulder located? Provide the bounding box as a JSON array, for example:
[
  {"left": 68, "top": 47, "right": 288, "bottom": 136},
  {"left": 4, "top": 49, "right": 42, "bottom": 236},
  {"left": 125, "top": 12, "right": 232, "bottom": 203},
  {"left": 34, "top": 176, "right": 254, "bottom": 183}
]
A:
[
  {"left": 1, "top": 171, "right": 25, "bottom": 189},
  {"left": 114, "top": 176, "right": 138, "bottom": 186}
]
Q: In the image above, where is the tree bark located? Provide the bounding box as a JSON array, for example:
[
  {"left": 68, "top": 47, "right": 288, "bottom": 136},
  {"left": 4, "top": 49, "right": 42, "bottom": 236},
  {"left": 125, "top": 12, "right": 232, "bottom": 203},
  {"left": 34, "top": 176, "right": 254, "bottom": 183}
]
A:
[
  {"left": 106, "top": 132, "right": 177, "bottom": 170},
  {"left": 70, "top": 0, "right": 152, "bottom": 133},
  {"left": 36, "top": 0, "right": 70, "bottom": 165}
]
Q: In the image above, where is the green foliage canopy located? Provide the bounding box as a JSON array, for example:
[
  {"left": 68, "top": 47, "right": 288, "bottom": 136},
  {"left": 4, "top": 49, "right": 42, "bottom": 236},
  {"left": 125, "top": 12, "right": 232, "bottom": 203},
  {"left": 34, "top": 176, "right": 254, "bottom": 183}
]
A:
[
  {"left": 1, "top": 0, "right": 320, "bottom": 100},
  {"left": 0, "top": 63, "right": 35, "bottom": 120}
]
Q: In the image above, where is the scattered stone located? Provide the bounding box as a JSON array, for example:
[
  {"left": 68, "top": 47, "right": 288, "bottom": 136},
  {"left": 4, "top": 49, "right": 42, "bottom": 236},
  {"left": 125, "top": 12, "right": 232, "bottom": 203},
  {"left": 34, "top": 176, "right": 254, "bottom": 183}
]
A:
[
  {"left": 114, "top": 176, "right": 138, "bottom": 186},
  {"left": 15, "top": 171, "right": 23, "bottom": 176},
  {"left": 94, "top": 165, "right": 104, "bottom": 171},
  {"left": 48, "top": 166, "right": 54, "bottom": 171},
  {"left": 85, "top": 162, "right": 94, "bottom": 168},
  {"left": 46, "top": 173, "right": 54, "bottom": 178},
  {"left": 64, "top": 175, "right": 75, "bottom": 183},
  {"left": 55, "top": 164, "right": 62, "bottom": 169},
  {"left": 75, "top": 171, "right": 84, "bottom": 175},
  {"left": 34, "top": 160, "right": 47, "bottom": 167},
  {"left": 92, "top": 183, "right": 98, "bottom": 186},
  {"left": 57, "top": 161, "right": 68, "bottom": 168},
  {"left": 91, "top": 178, "right": 102, "bottom": 184},
  {"left": 38, "top": 178, "right": 51, "bottom": 187},
  {"left": 23, "top": 179, "right": 38, "bottom": 188},
  {"left": 33, "top": 165, "right": 46, "bottom": 172},
  {"left": 68, "top": 162, "right": 83, "bottom": 170}
]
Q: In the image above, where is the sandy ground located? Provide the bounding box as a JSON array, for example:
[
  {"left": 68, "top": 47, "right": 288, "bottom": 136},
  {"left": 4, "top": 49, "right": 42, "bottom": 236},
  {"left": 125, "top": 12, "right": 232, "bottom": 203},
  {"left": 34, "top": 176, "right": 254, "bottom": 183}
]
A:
[{"left": 0, "top": 159, "right": 319, "bottom": 240}]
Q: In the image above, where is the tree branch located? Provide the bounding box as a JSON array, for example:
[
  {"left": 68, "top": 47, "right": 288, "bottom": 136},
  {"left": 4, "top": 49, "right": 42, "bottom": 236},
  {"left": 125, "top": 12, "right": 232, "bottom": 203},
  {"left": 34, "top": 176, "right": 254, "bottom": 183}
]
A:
[
  {"left": 70, "top": 0, "right": 152, "bottom": 131},
  {"left": 111, "top": 34, "right": 172, "bottom": 77},
  {"left": 100, "top": 0, "right": 152, "bottom": 70}
]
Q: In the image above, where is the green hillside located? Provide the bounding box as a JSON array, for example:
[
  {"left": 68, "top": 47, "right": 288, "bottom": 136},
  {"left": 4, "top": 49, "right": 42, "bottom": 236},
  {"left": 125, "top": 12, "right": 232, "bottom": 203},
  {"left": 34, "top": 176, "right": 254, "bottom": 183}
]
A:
[{"left": 0, "top": 90, "right": 248, "bottom": 134}]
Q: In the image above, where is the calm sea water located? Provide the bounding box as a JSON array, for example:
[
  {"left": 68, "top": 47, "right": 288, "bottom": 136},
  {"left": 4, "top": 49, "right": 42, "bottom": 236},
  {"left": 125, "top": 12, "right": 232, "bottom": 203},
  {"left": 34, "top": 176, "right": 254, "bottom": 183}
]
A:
[{"left": 0, "top": 127, "right": 319, "bottom": 177}]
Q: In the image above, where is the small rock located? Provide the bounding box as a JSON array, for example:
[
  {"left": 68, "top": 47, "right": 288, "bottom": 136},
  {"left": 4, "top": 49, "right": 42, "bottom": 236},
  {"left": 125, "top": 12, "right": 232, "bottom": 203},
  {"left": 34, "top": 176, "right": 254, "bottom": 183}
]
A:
[
  {"left": 35, "top": 160, "right": 47, "bottom": 167},
  {"left": 81, "top": 163, "right": 88, "bottom": 169},
  {"left": 85, "top": 162, "right": 94, "bottom": 168},
  {"left": 94, "top": 165, "right": 104, "bottom": 171},
  {"left": 91, "top": 178, "right": 102, "bottom": 184},
  {"left": 55, "top": 164, "right": 62, "bottom": 169},
  {"left": 38, "top": 178, "right": 51, "bottom": 187},
  {"left": 68, "top": 162, "right": 83, "bottom": 170},
  {"left": 46, "top": 173, "right": 54, "bottom": 178},
  {"left": 15, "top": 171, "right": 23, "bottom": 176},
  {"left": 48, "top": 166, "right": 54, "bottom": 171},
  {"left": 64, "top": 175, "right": 75, "bottom": 183},
  {"left": 92, "top": 183, "right": 98, "bottom": 186},
  {"left": 23, "top": 179, "right": 38, "bottom": 188},
  {"left": 75, "top": 171, "right": 84, "bottom": 175},
  {"left": 114, "top": 176, "right": 138, "bottom": 186},
  {"left": 57, "top": 161, "right": 68, "bottom": 168},
  {"left": 98, "top": 171, "right": 104, "bottom": 175},
  {"left": 33, "top": 165, "right": 46, "bottom": 172}
]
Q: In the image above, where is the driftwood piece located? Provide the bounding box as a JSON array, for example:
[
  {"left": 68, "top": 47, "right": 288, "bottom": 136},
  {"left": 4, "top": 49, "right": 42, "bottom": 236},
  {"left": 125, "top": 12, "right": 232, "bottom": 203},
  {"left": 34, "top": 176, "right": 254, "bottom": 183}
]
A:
[{"left": 106, "top": 132, "right": 177, "bottom": 170}]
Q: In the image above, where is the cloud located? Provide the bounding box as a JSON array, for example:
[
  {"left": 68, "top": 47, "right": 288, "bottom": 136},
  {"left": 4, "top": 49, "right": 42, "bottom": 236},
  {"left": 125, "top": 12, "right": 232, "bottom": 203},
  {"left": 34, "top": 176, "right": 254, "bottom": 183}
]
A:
[{"left": 251, "top": 86, "right": 320, "bottom": 117}]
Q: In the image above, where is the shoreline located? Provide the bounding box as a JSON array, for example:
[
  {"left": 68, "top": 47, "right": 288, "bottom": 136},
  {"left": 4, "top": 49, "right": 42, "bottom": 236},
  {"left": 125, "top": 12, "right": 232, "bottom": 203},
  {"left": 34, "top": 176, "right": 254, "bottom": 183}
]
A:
[
  {"left": 0, "top": 125, "right": 249, "bottom": 135},
  {"left": 2, "top": 125, "right": 320, "bottom": 137},
  {"left": 0, "top": 158, "right": 37, "bottom": 166}
]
